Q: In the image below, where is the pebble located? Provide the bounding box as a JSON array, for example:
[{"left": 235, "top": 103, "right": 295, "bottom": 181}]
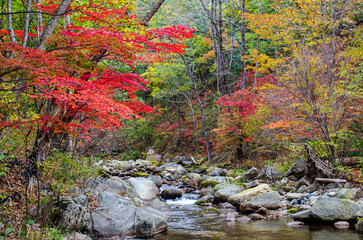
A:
[
  {"left": 334, "top": 221, "right": 350, "bottom": 230},
  {"left": 287, "top": 221, "right": 304, "bottom": 226}
]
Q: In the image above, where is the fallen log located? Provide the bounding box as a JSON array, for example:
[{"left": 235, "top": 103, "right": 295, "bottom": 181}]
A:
[{"left": 315, "top": 178, "right": 347, "bottom": 183}]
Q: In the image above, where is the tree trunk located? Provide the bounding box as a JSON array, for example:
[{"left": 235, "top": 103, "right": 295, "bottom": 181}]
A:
[
  {"left": 37, "top": 0, "right": 73, "bottom": 50},
  {"left": 180, "top": 53, "right": 213, "bottom": 161}
]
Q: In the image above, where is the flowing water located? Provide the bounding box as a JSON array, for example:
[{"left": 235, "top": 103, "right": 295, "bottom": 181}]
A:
[{"left": 146, "top": 193, "right": 363, "bottom": 240}]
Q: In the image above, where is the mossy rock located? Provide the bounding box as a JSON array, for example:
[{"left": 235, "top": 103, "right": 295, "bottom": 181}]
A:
[
  {"left": 133, "top": 172, "right": 149, "bottom": 177},
  {"left": 287, "top": 208, "right": 299, "bottom": 214},
  {"left": 195, "top": 200, "right": 203, "bottom": 205}
]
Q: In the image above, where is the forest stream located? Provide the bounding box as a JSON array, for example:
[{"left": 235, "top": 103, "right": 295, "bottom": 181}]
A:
[{"left": 148, "top": 193, "right": 363, "bottom": 240}]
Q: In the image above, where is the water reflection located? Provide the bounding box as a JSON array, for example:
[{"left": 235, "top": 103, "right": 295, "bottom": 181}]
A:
[{"left": 147, "top": 194, "right": 363, "bottom": 240}]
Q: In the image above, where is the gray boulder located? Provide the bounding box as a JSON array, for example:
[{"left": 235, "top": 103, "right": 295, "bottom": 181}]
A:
[
  {"left": 199, "top": 176, "right": 226, "bottom": 188},
  {"left": 310, "top": 197, "right": 360, "bottom": 222},
  {"left": 210, "top": 167, "right": 229, "bottom": 176},
  {"left": 85, "top": 177, "right": 137, "bottom": 198},
  {"left": 291, "top": 210, "right": 311, "bottom": 222},
  {"left": 259, "top": 166, "right": 280, "bottom": 180},
  {"left": 295, "top": 178, "right": 310, "bottom": 189},
  {"left": 243, "top": 191, "right": 282, "bottom": 210},
  {"left": 91, "top": 192, "right": 167, "bottom": 238},
  {"left": 54, "top": 197, "right": 91, "bottom": 231},
  {"left": 160, "top": 163, "right": 187, "bottom": 180},
  {"left": 242, "top": 167, "right": 259, "bottom": 180},
  {"left": 287, "top": 159, "right": 307, "bottom": 178},
  {"left": 161, "top": 188, "right": 183, "bottom": 200},
  {"left": 213, "top": 184, "right": 244, "bottom": 204},
  {"left": 336, "top": 188, "right": 358, "bottom": 200},
  {"left": 148, "top": 175, "right": 163, "bottom": 188},
  {"left": 146, "top": 148, "right": 162, "bottom": 162},
  {"left": 127, "top": 178, "right": 159, "bottom": 201},
  {"left": 176, "top": 156, "right": 197, "bottom": 166},
  {"left": 228, "top": 184, "right": 271, "bottom": 207}
]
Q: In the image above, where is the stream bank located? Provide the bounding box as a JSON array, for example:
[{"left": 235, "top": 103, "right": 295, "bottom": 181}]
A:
[{"left": 58, "top": 151, "right": 363, "bottom": 239}]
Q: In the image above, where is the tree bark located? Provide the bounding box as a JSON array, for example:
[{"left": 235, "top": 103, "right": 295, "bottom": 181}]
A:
[
  {"left": 142, "top": 0, "right": 166, "bottom": 26},
  {"left": 7, "top": 0, "right": 18, "bottom": 44},
  {"left": 180, "top": 53, "right": 213, "bottom": 161},
  {"left": 37, "top": 0, "right": 73, "bottom": 50},
  {"left": 22, "top": 0, "right": 32, "bottom": 47}
]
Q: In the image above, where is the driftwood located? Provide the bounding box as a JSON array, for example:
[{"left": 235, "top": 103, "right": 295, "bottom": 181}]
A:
[
  {"left": 315, "top": 178, "right": 347, "bottom": 183},
  {"left": 305, "top": 145, "right": 340, "bottom": 182}
]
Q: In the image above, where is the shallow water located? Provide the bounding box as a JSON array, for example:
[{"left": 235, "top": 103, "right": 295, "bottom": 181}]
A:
[{"left": 146, "top": 194, "right": 363, "bottom": 240}]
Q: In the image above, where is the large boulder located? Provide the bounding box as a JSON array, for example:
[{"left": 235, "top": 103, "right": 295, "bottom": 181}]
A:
[
  {"left": 127, "top": 178, "right": 159, "bottom": 201},
  {"left": 199, "top": 176, "right": 226, "bottom": 188},
  {"left": 336, "top": 188, "right": 358, "bottom": 200},
  {"left": 242, "top": 167, "right": 259, "bottom": 180},
  {"left": 258, "top": 166, "right": 281, "bottom": 180},
  {"left": 91, "top": 192, "right": 167, "bottom": 238},
  {"left": 287, "top": 159, "right": 307, "bottom": 178},
  {"left": 159, "top": 163, "right": 187, "bottom": 180},
  {"left": 85, "top": 177, "right": 137, "bottom": 198},
  {"left": 175, "top": 156, "right": 197, "bottom": 166},
  {"left": 161, "top": 188, "right": 183, "bottom": 200},
  {"left": 213, "top": 184, "right": 245, "bottom": 204},
  {"left": 53, "top": 196, "right": 91, "bottom": 231},
  {"left": 310, "top": 197, "right": 360, "bottom": 222},
  {"left": 243, "top": 191, "right": 282, "bottom": 210},
  {"left": 210, "top": 167, "right": 229, "bottom": 176},
  {"left": 228, "top": 184, "right": 271, "bottom": 207},
  {"left": 146, "top": 148, "right": 162, "bottom": 162}
]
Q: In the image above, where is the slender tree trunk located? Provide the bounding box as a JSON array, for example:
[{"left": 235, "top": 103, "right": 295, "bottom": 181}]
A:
[
  {"left": 22, "top": 0, "right": 31, "bottom": 47},
  {"left": 37, "top": 0, "right": 73, "bottom": 50},
  {"left": 239, "top": 0, "right": 246, "bottom": 89},
  {"left": 36, "top": 0, "right": 43, "bottom": 40},
  {"left": 180, "top": 53, "right": 213, "bottom": 161},
  {"left": 253, "top": 0, "right": 261, "bottom": 92},
  {"left": 7, "top": 0, "right": 17, "bottom": 44}
]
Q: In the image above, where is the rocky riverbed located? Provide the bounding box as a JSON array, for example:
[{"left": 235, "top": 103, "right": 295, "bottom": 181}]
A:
[{"left": 59, "top": 150, "right": 363, "bottom": 239}]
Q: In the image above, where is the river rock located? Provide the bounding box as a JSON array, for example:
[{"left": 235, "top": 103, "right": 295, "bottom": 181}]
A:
[
  {"left": 310, "top": 197, "right": 360, "bottom": 222},
  {"left": 86, "top": 177, "right": 137, "bottom": 198},
  {"left": 210, "top": 167, "right": 229, "bottom": 176},
  {"left": 213, "top": 184, "right": 244, "bottom": 204},
  {"left": 242, "top": 167, "right": 259, "bottom": 180},
  {"left": 285, "top": 193, "right": 306, "bottom": 201},
  {"left": 148, "top": 199, "right": 172, "bottom": 214},
  {"left": 64, "top": 232, "right": 91, "bottom": 240},
  {"left": 295, "top": 178, "right": 310, "bottom": 189},
  {"left": 228, "top": 184, "right": 271, "bottom": 207},
  {"left": 161, "top": 188, "right": 183, "bottom": 200},
  {"left": 146, "top": 148, "right": 162, "bottom": 162},
  {"left": 334, "top": 221, "right": 350, "bottom": 230},
  {"left": 287, "top": 159, "right": 307, "bottom": 178},
  {"left": 248, "top": 213, "right": 265, "bottom": 220},
  {"left": 200, "top": 176, "right": 226, "bottom": 188},
  {"left": 259, "top": 166, "right": 280, "bottom": 180},
  {"left": 184, "top": 173, "right": 201, "bottom": 183},
  {"left": 127, "top": 178, "right": 159, "bottom": 201},
  {"left": 91, "top": 192, "right": 167, "bottom": 238},
  {"left": 336, "top": 188, "right": 358, "bottom": 200},
  {"left": 176, "top": 156, "right": 196, "bottom": 166},
  {"left": 160, "top": 163, "right": 187, "bottom": 180},
  {"left": 54, "top": 197, "right": 91, "bottom": 231},
  {"left": 236, "top": 216, "right": 251, "bottom": 222},
  {"left": 243, "top": 191, "right": 282, "bottom": 210},
  {"left": 287, "top": 221, "right": 304, "bottom": 226},
  {"left": 225, "top": 211, "right": 238, "bottom": 221},
  {"left": 356, "top": 219, "right": 363, "bottom": 232},
  {"left": 148, "top": 175, "right": 163, "bottom": 188},
  {"left": 291, "top": 210, "right": 311, "bottom": 222}
]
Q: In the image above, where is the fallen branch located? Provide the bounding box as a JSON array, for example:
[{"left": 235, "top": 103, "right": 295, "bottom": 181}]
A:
[{"left": 315, "top": 178, "right": 347, "bottom": 183}]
